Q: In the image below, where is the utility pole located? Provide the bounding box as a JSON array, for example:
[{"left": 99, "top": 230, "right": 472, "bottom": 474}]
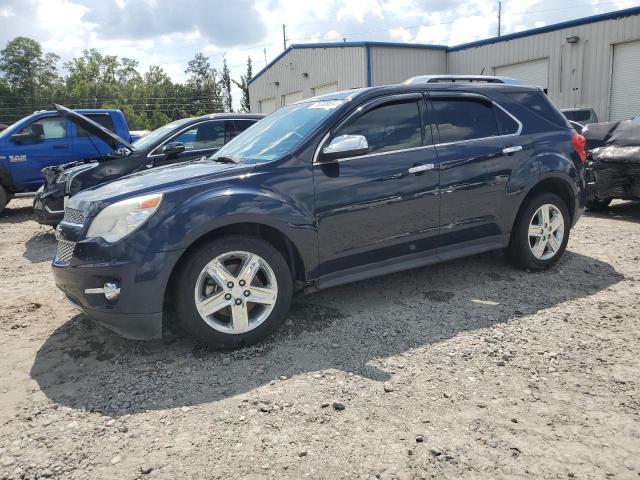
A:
[
  {"left": 263, "top": 48, "right": 268, "bottom": 66},
  {"left": 283, "top": 24, "right": 287, "bottom": 50},
  {"left": 497, "top": 1, "right": 502, "bottom": 37}
]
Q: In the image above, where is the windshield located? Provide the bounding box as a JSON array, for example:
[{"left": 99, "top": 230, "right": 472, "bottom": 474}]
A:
[
  {"left": 132, "top": 118, "right": 192, "bottom": 151},
  {"left": 212, "top": 100, "right": 343, "bottom": 164}
]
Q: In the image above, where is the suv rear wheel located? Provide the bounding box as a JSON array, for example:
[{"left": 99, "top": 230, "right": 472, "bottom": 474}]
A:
[
  {"left": 175, "top": 235, "right": 293, "bottom": 348},
  {"left": 508, "top": 192, "right": 570, "bottom": 270}
]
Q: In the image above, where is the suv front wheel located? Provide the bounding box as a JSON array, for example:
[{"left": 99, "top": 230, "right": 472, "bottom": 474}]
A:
[
  {"left": 508, "top": 192, "right": 570, "bottom": 270},
  {"left": 175, "top": 235, "right": 293, "bottom": 349}
]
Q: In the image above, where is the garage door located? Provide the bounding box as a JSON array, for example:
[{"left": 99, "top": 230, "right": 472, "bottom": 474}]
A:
[
  {"left": 313, "top": 83, "right": 338, "bottom": 96},
  {"left": 494, "top": 58, "right": 549, "bottom": 90},
  {"left": 283, "top": 91, "right": 304, "bottom": 105},
  {"left": 259, "top": 98, "right": 276, "bottom": 114},
  {"left": 609, "top": 41, "right": 640, "bottom": 121}
]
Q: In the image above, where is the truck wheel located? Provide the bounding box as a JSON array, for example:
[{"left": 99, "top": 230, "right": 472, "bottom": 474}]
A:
[
  {"left": 508, "top": 192, "right": 570, "bottom": 270},
  {"left": 586, "top": 198, "right": 612, "bottom": 210},
  {"left": 174, "top": 235, "right": 293, "bottom": 349},
  {"left": 0, "top": 186, "right": 8, "bottom": 215}
]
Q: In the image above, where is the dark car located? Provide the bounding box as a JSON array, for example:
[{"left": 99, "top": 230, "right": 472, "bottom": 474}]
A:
[
  {"left": 581, "top": 119, "right": 640, "bottom": 209},
  {"left": 52, "top": 83, "right": 587, "bottom": 348},
  {"left": 34, "top": 106, "right": 263, "bottom": 225}
]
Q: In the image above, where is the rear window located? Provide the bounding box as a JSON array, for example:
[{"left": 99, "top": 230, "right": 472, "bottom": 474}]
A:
[
  {"left": 563, "top": 110, "right": 591, "bottom": 122},
  {"left": 506, "top": 91, "right": 568, "bottom": 128},
  {"left": 78, "top": 114, "right": 116, "bottom": 137},
  {"left": 432, "top": 98, "right": 498, "bottom": 143}
]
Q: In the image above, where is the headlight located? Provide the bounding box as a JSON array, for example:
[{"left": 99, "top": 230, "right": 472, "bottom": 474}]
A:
[{"left": 86, "top": 193, "right": 163, "bottom": 243}]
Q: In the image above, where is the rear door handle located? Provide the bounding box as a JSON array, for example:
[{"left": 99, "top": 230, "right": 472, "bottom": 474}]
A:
[
  {"left": 53, "top": 144, "right": 68, "bottom": 149},
  {"left": 408, "top": 163, "right": 435, "bottom": 174},
  {"left": 502, "top": 145, "right": 523, "bottom": 154}
]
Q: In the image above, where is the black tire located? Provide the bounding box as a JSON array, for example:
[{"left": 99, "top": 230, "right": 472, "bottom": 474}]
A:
[
  {"left": 174, "top": 235, "right": 293, "bottom": 349},
  {"left": 507, "top": 192, "right": 570, "bottom": 270},
  {"left": 586, "top": 197, "right": 612, "bottom": 210},
  {"left": 0, "top": 186, "right": 7, "bottom": 215}
]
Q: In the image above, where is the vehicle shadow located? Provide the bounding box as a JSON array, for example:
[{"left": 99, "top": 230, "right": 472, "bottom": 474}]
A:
[
  {"left": 585, "top": 200, "right": 640, "bottom": 224},
  {"left": 30, "top": 250, "right": 623, "bottom": 416},
  {"left": 23, "top": 231, "right": 56, "bottom": 263},
  {"left": 0, "top": 203, "right": 34, "bottom": 225}
]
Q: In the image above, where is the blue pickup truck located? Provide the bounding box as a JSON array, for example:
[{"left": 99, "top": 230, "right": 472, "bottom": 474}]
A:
[{"left": 0, "top": 108, "right": 132, "bottom": 213}]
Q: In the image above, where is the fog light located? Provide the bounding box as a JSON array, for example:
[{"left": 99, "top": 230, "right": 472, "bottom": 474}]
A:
[
  {"left": 103, "top": 282, "right": 120, "bottom": 301},
  {"left": 84, "top": 282, "right": 120, "bottom": 301}
]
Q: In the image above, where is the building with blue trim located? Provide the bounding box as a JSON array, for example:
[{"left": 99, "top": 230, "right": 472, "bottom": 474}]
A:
[{"left": 248, "top": 6, "right": 640, "bottom": 122}]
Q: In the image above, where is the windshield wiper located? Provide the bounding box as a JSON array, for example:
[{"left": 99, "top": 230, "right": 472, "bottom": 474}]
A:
[{"left": 211, "top": 155, "right": 239, "bottom": 164}]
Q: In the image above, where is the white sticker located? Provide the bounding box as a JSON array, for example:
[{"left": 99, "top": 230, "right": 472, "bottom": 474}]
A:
[{"left": 309, "top": 100, "right": 343, "bottom": 110}]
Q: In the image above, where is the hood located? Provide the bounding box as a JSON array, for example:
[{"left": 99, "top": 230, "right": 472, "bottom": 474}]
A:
[
  {"left": 68, "top": 159, "right": 251, "bottom": 212},
  {"left": 54, "top": 104, "right": 134, "bottom": 150}
]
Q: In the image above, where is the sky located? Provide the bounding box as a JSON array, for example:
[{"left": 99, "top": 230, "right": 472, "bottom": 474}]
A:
[{"left": 0, "top": 0, "right": 637, "bottom": 109}]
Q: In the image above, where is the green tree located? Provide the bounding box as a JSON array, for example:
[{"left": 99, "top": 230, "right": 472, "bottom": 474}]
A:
[
  {"left": 0, "top": 37, "right": 60, "bottom": 106},
  {"left": 232, "top": 56, "right": 252, "bottom": 112},
  {"left": 185, "top": 53, "right": 223, "bottom": 114}
]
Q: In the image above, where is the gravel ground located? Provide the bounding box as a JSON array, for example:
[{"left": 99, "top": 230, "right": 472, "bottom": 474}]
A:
[{"left": 0, "top": 197, "right": 639, "bottom": 480}]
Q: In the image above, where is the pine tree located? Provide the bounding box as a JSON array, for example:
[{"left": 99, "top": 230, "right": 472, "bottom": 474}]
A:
[{"left": 221, "top": 58, "right": 233, "bottom": 112}]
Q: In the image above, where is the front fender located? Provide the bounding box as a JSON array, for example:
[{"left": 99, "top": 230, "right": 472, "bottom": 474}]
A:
[{"left": 128, "top": 186, "right": 318, "bottom": 276}]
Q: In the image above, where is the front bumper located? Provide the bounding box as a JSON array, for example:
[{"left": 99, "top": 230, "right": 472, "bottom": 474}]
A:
[
  {"left": 52, "top": 236, "right": 183, "bottom": 340},
  {"left": 33, "top": 186, "right": 64, "bottom": 226}
]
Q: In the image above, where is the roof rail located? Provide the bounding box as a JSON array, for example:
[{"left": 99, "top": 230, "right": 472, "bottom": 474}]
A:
[{"left": 403, "top": 75, "right": 526, "bottom": 85}]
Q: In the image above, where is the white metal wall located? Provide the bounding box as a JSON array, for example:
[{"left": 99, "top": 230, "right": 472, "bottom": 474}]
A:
[
  {"left": 494, "top": 58, "right": 550, "bottom": 90},
  {"left": 249, "top": 47, "right": 367, "bottom": 112},
  {"left": 609, "top": 40, "right": 640, "bottom": 121},
  {"left": 369, "top": 47, "right": 447, "bottom": 86},
  {"left": 447, "top": 13, "right": 640, "bottom": 121}
]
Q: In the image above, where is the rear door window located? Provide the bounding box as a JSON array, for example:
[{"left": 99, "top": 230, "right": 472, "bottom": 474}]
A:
[
  {"left": 77, "top": 114, "right": 116, "bottom": 137},
  {"left": 431, "top": 98, "right": 499, "bottom": 143},
  {"left": 338, "top": 100, "right": 422, "bottom": 154}
]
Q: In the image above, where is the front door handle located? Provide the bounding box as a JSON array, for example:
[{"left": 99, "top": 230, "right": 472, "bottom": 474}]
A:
[
  {"left": 408, "top": 163, "right": 435, "bottom": 174},
  {"left": 502, "top": 145, "right": 523, "bottom": 154},
  {"left": 53, "top": 143, "right": 68, "bottom": 149}
]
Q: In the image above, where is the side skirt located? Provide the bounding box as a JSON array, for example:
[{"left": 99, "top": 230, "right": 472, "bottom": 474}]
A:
[{"left": 315, "top": 234, "right": 510, "bottom": 291}]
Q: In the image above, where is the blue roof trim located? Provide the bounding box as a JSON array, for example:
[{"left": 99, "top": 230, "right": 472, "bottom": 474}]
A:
[
  {"left": 248, "top": 41, "right": 447, "bottom": 86},
  {"left": 449, "top": 5, "right": 640, "bottom": 51}
]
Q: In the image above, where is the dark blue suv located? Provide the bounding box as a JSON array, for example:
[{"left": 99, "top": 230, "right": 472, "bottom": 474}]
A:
[{"left": 53, "top": 83, "right": 587, "bottom": 348}]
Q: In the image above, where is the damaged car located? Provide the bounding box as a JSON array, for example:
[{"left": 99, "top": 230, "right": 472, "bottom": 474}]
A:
[
  {"left": 583, "top": 119, "right": 640, "bottom": 209},
  {"left": 34, "top": 106, "right": 263, "bottom": 225}
]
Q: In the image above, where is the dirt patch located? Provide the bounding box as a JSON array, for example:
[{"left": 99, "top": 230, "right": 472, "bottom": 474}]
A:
[{"left": 0, "top": 198, "right": 639, "bottom": 479}]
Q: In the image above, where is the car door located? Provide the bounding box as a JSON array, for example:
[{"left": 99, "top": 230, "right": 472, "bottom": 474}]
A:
[
  {"left": 71, "top": 113, "right": 120, "bottom": 159},
  {"left": 429, "top": 92, "right": 532, "bottom": 250},
  {"left": 314, "top": 93, "right": 440, "bottom": 278},
  {"left": 152, "top": 119, "right": 231, "bottom": 166},
  {"left": 8, "top": 115, "right": 73, "bottom": 191}
]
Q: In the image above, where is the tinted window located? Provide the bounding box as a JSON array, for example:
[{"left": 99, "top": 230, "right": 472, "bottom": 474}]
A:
[
  {"left": 339, "top": 101, "right": 422, "bottom": 154},
  {"left": 563, "top": 110, "right": 591, "bottom": 122},
  {"left": 172, "top": 121, "right": 225, "bottom": 151},
  {"left": 78, "top": 114, "right": 116, "bottom": 137},
  {"left": 234, "top": 120, "right": 256, "bottom": 134},
  {"left": 432, "top": 98, "right": 498, "bottom": 143},
  {"left": 21, "top": 116, "right": 67, "bottom": 139},
  {"left": 495, "top": 106, "right": 519, "bottom": 135},
  {"left": 507, "top": 91, "right": 568, "bottom": 128}
]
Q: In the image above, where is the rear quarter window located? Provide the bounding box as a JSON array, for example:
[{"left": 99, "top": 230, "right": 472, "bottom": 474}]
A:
[{"left": 506, "top": 91, "right": 569, "bottom": 129}]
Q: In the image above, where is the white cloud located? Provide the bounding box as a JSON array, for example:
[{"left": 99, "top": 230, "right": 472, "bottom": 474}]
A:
[{"left": 1, "top": 0, "right": 638, "bottom": 110}]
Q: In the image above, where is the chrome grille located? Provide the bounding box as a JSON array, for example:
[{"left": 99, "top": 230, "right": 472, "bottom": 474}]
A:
[
  {"left": 56, "top": 240, "right": 76, "bottom": 262},
  {"left": 62, "top": 207, "right": 85, "bottom": 225}
]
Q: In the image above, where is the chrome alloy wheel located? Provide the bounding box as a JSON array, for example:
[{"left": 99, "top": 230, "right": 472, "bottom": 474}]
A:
[
  {"left": 528, "top": 204, "right": 565, "bottom": 261},
  {"left": 194, "top": 251, "right": 278, "bottom": 334}
]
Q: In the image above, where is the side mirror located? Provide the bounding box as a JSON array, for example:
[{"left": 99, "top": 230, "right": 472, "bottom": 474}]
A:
[
  {"left": 320, "top": 134, "right": 369, "bottom": 161},
  {"left": 163, "top": 141, "right": 186, "bottom": 155},
  {"left": 10, "top": 131, "right": 38, "bottom": 143}
]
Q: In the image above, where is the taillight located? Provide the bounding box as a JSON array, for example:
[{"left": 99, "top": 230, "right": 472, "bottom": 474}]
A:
[{"left": 571, "top": 133, "right": 587, "bottom": 163}]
